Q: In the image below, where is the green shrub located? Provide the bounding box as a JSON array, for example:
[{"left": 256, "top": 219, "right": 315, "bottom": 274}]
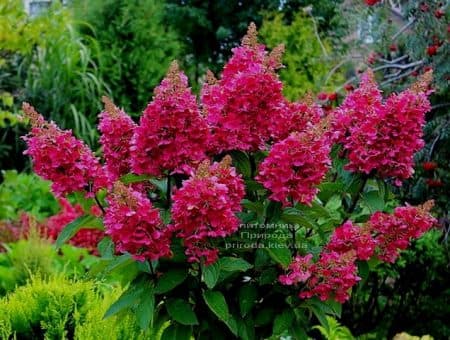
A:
[
  {"left": 73, "top": 0, "right": 183, "bottom": 114},
  {"left": 0, "top": 276, "right": 146, "bottom": 339},
  {"left": 0, "top": 170, "right": 59, "bottom": 221},
  {"left": 0, "top": 233, "right": 97, "bottom": 295},
  {"left": 260, "top": 11, "right": 345, "bottom": 100}
]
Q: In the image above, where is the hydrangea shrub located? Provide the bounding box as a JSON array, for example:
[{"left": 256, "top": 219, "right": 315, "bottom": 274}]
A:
[{"left": 21, "top": 24, "right": 437, "bottom": 338}]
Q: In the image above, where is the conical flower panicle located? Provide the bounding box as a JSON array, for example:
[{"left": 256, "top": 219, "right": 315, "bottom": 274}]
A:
[
  {"left": 202, "top": 23, "right": 289, "bottom": 153},
  {"left": 22, "top": 103, "right": 107, "bottom": 197},
  {"left": 104, "top": 181, "right": 172, "bottom": 261},
  {"left": 170, "top": 157, "right": 245, "bottom": 265},
  {"left": 98, "top": 96, "right": 137, "bottom": 182},
  {"left": 131, "top": 61, "right": 209, "bottom": 176},
  {"left": 257, "top": 122, "right": 332, "bottom": 207},
  {"left": 334, "top": 70, "right": 432, "bottom": 184}
]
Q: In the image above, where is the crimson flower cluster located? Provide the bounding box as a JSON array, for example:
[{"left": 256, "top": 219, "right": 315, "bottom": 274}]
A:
[
  {"left": 369, "top": 201, "right": 437, "bottom": 263},
  {"left": 98, "top": 97, "right": 137, "bottom": 182},
  {"left": 131, "top": 61, "right": 208, "bottom": 176},
  {"left": 280, "top": 201, "right": 436, "bottom": 302},
  {"left": 325, "top": 221, "right": 376, "bottom": 261},
  {"left": 335, "top": 70, "right": 431, "bottom": 185},
  {"left": 256, "top": 125, "right": 331, "bottom": 206},
  {"left": 170, "top": 156, "right": 245, "bottom": 264},
  {"left": 104, "top": 182, "right": 172, "bottom": 261},
  {"left": 21, "top": 23, "right": 437, "bottom": 308},
  {"left": 202, "top": 23, "right": 289, "bottom": 153},
  {"left": 22, "top": 103, "right": 107, "bottom": 197}
]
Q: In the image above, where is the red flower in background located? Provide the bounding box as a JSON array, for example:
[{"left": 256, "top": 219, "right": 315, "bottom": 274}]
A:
[
  {"left": 427, "top": 45, "right": 438, "bottom": 56},
  {"left": 422, "top": 161, "right": 438, "bottom": 171},
  {"left": 365, "top": 0, "right": 381, "bottom": 5},
  {"left": 46, "top": 198, "right": 103, "bottom": 254}
]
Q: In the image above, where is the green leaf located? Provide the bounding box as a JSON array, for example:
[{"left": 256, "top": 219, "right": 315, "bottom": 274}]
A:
[
  {"left": 357, "top": 261, "right": 370, "bottom": 288},
  {"left": 160, "top": 324, "right": 192, "bottom": 340},
  {"left": 219, "top": 257, "right": 253, "bottom": 272},
  {"left": 97, "top": 236, "right": 114, "bottom": 258},
  {"left": 55, "top": 215, "right": 102, "bottom": 249},
  {"left": 104, "top": 284, "right": 145, "bottom": 318},
  {"left": 120, "top": 173, "right": 152, "bottom": 184},
  {"left": 264, "top": 246, "right": 292, "bottom": 268},
  {"left": 202, "top": 290, "right": 229, "bottom": 322},
  {"left": 325, "top": 195, "right": 342, "bottom": 211},
  {"left": 273, "top": 309, "right": 295, "bottom": 335},
  {"left": 363, "top": 190, "right": 385, "bottom": 213},
  {"left": 238, "top": 285, "right": 257, "bottom": 317},
  {"left": 259, "top": 267, "right": 277, "bottom": 285},
  {"left": 230, "top": 151, "right": 251, "bottom": 178},
  {"left": 265, "top": 201, "right": 283, "bottom": 222},
  {"left": 202, "top": 262, "right": 220, "bottom": 289},
  {"left": 166, "top": 299, "right": 199, "bottom": 326},
  {"left": 155, "top": 269, "right": 188, "bottom": 294},
  {"left": 136, "top": 289, "right": 155, "bottom": 330},
  {"left": 281, "top": 209, "right": 314, "bottom": 229},
  {"left": 242, "top": 199, "right": 264, "bottom": 215},
  {"left": 203, "top": 290, "right": 237, "bottom": 335}
]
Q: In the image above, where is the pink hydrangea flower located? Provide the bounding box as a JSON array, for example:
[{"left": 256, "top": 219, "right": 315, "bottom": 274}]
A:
[
  {"left": 104, "top": 182, "right": 172, "bottom": 261},
  {"left": 300, "top": 251, "right": 361, "bottom": 303},
  {"left": 170, "top": 156, "right": 245, "bottom": 265},
  {"left": 256, "top": 124, "right": 331, "bottom": 206},
  {"left": 325, "top": 221, "right": 377, "bottom": 260},
  {"left": 279, "top": 254, "right": 313, "bottom": 285},
  {"left": 131, "top": 61, "right": 209, "bottom": 176},
  {"left": 22, "top": 103, "right": 108, "bottom": 197},
  {"left": 272, "top": 94, "right": 324, "bottom": 142},
  {"left": 201, "top": 24, "right": 288, "bottom": 153},
  {"left": 98, "top": 97, "right": 136, "bottom": 182},
  {"left": 46, "top": 198, "right": 104, "bottom": 254},
  {"left": 334, "top": 71, "right": 432, "bottom": 184},
  {"left": 368, "top": 200, "right": 436, "bottom": 263}
]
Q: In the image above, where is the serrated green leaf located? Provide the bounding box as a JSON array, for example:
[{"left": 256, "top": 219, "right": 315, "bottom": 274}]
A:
[
  {"left": 202, "top": 262, "right": 220, "bottom": 289},
  {"left": 166, "top": 299, "right": 199, "bottom": 325},
  {"left": 55, "top": 215, "right": 102, "bottom": 249},
  {"left": 155, "top": 268, "right": 188, "bottom": 294},
  {"left": 219, "top": 257, "right": 253, "bottom": 272}
]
